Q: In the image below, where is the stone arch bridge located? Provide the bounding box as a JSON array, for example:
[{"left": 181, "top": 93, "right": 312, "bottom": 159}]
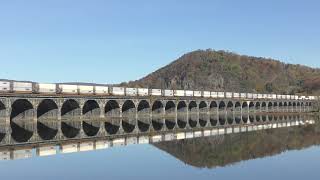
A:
[{"left": 0, "top": 95, "right": 315, "bottom": 144}]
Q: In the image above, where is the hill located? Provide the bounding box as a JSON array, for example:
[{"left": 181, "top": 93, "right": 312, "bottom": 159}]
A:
[{"left": 125, "top": 49, "right": 320, "bottom": 95}]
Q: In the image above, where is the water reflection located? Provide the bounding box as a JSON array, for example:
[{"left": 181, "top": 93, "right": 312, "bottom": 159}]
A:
[{"left": 0, "top": 114, "right": 317, "bottom": 164}]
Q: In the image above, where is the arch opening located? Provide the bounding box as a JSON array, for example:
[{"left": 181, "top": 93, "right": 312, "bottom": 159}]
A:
[
  {"left": 137, "top": 100, "right": 150, "bottom": 132},
  {"left": 249, "top": 102, "right": 255, "bottom": 112},
  {"left": 227, "top": 101, "right": 234, "bottom": 113},
  {"left": 165, "top": 101, "right": 176, "bottom": 130},
  {"left": 255, "top": 102, "right": 261, "bottom": 112},
  {"left": 37, "top": 99, "right": 58, "bottom": 140},
  {"left": 10, "top": 99, "right": 34, "bottom": 143},
  {"left": 0, "top": 101, "right": 6, "bottom": 142},
  {"left": 61, "top": 99, "right": 81, "bottom": 138},
  {"left": 188, "top": 101, "right": 198, "bottom": 128},
  {"left": 82, "top": 100, "right": 100, "bottom": 137},
  {"left": 199, "top": 101, "right": 208, "bottom": 127},
  {"left": 122, "top": 100, "right": 136, "bottom": 133},
  {"left": 151, "top": 101, "right": 164, "bottom": 131},
  {"left": 235, "top": 115, "right": 241, "bottom": 124},
  {"left": 267, "top": 102, "right": 273, "bottom": 112},
  {"left": 235, "top": 102, "right": 241, "bottom": 112},
  {"left": 242, "top": 115, "right": 248, "bottom": 124},
  {"left": 177, "top": 101, "right": 187, "bottom": 128},
  {"left": 210, "top": 101, "right": 218, "bottom": 114},
  {"left": 105, "top": 100, "right": 121, "bottom": 134}
]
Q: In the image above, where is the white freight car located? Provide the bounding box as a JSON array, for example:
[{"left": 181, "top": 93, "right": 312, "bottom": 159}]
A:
[
  {"left": 290, "top": 95, "right": 295, "bottom": 100},
  {"left": 58, "top": 84, "right": 78, "bottom": 94},
  {"left": 38, "top": 83, "right": 56, "bottom": 94},
  {"left": 194, "top": 91, "right": 202, "bottom": 97},
  {"left": 185, "top": 90, "right": 194, "bottom": 97},
  {"left": 272, "top": 94, "right": 277, "bottom": 99},
  {"left": 78, "top": 85, "right": 94, "bottom": 94},
  {"left": 164, "top": 90, "right": 174, "bottom": 96},
  {"left": 138, "top": 88, "right": 149, "bottom": 96},
  {"left": 0, "top": 81, "right": 10, "bottom": 92},
  {"left": 13, "top": 82, "right": 33, "bottom": 93},
  {"left": 211, "top": 92, "right": 218, "bottom": 98},
  {"left": 225, "top": 92, "right": 233, "bottom": 98},
  {"left": 252, "top": 94, "right": 258, "bottom": 99},
  {"left": 276, "top": 94, "right": 282, "bottom": 100},
  {"left": 111, "top": 87, "right": 125, "bottom": 96},
  {"left": 95, "top": 86, "right": 109, "bottom": 95},
  {"left": 203, "top": 91, "right": 211, "bottom": 98},
  {"left": 217, "top": 92, "right": 225, "bottom": 98},
  {"left": 126, "top": 88, "right": 137, "bottom": 96},
  {"left": 233, "top": 93, "right": 240, "bottom": 98},
  {"left": 174, "top": 90, "right": 185, "bottom": 97},
  {"left": 150, "top": 89, "right": 162, "bottom": 96}
]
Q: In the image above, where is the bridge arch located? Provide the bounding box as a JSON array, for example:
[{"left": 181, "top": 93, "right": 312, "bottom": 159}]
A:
[
  {"left": 255, "top": 102, "right": 261, "bottom": 112},
  {"left": 188, "top": 101, "right": 198, "bottom": 128},
  {"left": 273, "top": 102, "right": 278, "bottom": 112},
  {"left": 210, "top": 101, "right": 218, "bottom": 114},
  {"left": 10, "top": 99, "right": 34, "bottom": 143},
  {"left": 218, "top": 101, "right": 226, "bottom": 112},
  {"left": 249, "top": 102, "right": 255, "bottom": 112},
  {"left": 227, "top": 101, "right": 234, "bottom": 112},
  {"left": 293, "top": 102, "right": 297, "bottom": 112},
  {"left": 242, "top": 114, "right": 248, "bottom": 124},
  {"left": 0, "top": 101, "right": 6, "bottom": 142},
  {"left": 234, "top": 114, "right": 241, "bottom": 124},
  {"left": 288, "top": 102, "right": 293, "bottom": 112},
  {"left": 152, "top": 101, "right": 164, "bottom": 131},
  {"left": 261, "top": 102, "right": 267, "bottom": 112},
  {"left": 267, "top": 102, "right": 273, "bottom": 112},
  {"left": 249, "top": 114, "right": 254, "bottom": 123},
  {"left": 82, "top": 100, "right": 100, "bottom": 137},
  {"left": 218, "top": 101, "right": 226, "bottom": 125},
  {"left": 104, "top": 100, "right": 121, "bottom": 135},
  {"left": 137, "top": 100, "right": 150, "bottom": 132},
  {"left": 61, "top": 99, "right": 81, "bottom": 138},
  {"left": 284, "top": 102, "right": 288, "bottom": 112},
  {"left": 177, "top": 101, "right": 187, "bottom": 128},
  {"left": 37, "top": 99, "right": 58, "bottom": 140},
  {"left": 255, "top": 114, "right": 261, "bottom": 123},
  {"left": 297, "top": 102, "right": 301, "bottom": 112},
  {"left": 122, "top": 100, "right": 136, "bottom": 133},
  {"left": 279, "top": 102, "right": 283, "bottom": 112},
  {"left": 242, "top": 102, "right": 248, "bottom": 112},
  {"left": 199, "top": 101, "right": 208, "bottom": 127},
  {"left": 165, "top": 101, "right": 176, "bottom": 130},
  {"left": 235, "top": 102, "right": 241, "bottom": 112},
  {"left": 209, "top": 102, "right": 218, "bottom": 126}
]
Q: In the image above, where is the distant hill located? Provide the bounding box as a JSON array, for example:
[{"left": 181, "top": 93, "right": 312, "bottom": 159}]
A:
[{"left": 125, "top": 49, "right": 320, "bottom": 95}]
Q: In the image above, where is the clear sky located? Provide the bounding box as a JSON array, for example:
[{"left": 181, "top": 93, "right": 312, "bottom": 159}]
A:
[{"left": 0, "top": 0, "right": 319, "bottom": 84}]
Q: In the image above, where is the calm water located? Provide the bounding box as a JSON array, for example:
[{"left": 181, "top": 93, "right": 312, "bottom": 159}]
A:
[{"left": 0, "top": 114, "right": 320, "bottom": 180}]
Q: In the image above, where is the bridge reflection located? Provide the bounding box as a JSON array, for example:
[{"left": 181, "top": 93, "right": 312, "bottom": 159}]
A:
[
  {"left": 0, "top": 113, "right": 317, "bottom": 163},
  {"left": 0, "top": 111, "right": 316, "bottom": 145}
]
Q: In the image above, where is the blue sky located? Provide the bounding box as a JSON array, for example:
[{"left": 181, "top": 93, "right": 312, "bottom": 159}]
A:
[{"left": 0, "top": 0, "right": 319, "bottom": 84}]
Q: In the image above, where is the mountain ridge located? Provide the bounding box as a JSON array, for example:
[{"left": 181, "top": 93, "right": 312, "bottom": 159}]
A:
[{"left": 125, "top": 49, "right": 320, "bottom": 95}]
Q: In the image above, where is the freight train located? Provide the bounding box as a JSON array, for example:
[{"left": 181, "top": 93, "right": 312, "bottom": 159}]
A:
[{"left": 0, "top": 80, "right": 317, "bottom": 100}]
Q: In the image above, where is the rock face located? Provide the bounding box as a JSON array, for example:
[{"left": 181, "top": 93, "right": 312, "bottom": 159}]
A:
[{"left": 126, "top": 49, "right": 320, "bottom": 95}]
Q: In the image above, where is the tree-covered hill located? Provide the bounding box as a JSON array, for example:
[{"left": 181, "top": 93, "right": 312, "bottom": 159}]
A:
[{"left": 125, "top": 49, "right": 320, "bottom": 95}]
